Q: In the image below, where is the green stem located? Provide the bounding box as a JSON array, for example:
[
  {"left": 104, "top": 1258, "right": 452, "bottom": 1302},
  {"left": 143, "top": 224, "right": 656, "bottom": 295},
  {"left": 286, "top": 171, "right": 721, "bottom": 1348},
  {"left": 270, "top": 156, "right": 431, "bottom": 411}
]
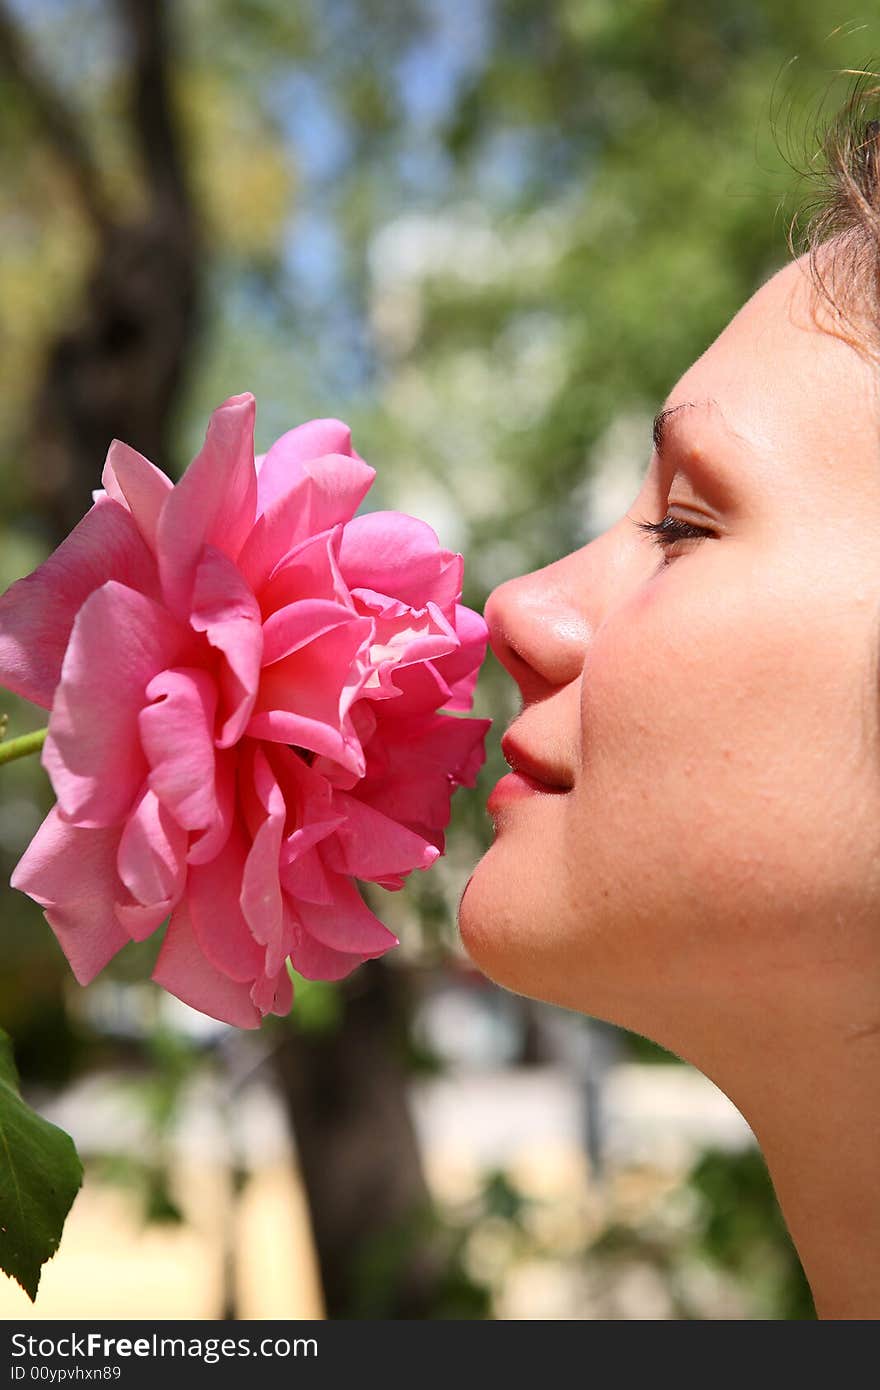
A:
[{"left": 0, "top": 727, "right": 48, "bottom": 767}]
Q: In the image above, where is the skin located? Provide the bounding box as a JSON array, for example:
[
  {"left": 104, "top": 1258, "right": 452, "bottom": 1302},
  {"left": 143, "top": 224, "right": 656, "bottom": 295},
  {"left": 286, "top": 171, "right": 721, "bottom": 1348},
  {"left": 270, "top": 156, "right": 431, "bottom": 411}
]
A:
[{"left": 458, "top": 247, "right": 880, "bottom": 1318}]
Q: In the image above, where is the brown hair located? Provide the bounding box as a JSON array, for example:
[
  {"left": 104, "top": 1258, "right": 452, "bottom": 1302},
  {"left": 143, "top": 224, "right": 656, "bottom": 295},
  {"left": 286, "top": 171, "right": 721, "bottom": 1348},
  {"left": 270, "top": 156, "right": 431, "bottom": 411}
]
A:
[{"left": 787, "top": 66, "right": 880, "bottom": 359}]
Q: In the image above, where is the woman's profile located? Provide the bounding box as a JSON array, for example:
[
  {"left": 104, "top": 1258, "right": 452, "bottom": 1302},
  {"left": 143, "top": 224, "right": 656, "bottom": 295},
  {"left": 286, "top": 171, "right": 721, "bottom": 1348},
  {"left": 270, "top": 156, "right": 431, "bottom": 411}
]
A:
[{"left": 458, "top": 76, "right": 880, "bottom": 1320}]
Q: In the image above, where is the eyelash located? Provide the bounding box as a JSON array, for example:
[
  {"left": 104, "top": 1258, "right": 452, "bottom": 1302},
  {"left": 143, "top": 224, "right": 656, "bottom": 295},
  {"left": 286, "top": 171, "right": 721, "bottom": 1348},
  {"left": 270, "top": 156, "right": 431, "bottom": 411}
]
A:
[{"left": 634, "top": 515, "right": 716, "bottom": 558}]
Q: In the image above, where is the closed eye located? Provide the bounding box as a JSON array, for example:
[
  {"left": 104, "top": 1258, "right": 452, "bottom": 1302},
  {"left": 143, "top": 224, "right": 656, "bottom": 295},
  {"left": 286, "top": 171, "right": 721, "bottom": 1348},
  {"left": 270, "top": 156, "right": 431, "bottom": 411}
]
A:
[{"left": 634, "top": 515, "right": 716, "bottom": 556}]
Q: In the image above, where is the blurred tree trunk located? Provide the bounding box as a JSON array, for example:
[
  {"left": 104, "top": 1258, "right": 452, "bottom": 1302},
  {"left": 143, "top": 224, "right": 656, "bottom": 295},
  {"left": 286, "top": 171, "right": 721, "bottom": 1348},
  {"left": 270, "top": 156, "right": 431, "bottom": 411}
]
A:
[
  {"left": 0, "top": 0, "right": 201, "bottom": 538},
  {"left": 274, "top": 959, "right": 445, "bottom": 1318},
  {"left": 1, "top": 0, "right": 440, "bottom": 1319}
]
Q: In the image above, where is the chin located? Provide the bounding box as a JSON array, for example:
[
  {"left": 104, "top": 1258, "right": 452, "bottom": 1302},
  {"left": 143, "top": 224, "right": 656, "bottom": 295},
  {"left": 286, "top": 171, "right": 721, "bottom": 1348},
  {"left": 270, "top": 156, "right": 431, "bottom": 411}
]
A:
[
  {"left": 457, "top": 855, "right": 662, "bottom": 1030},
  {"left": 457, "top": 858, "right": 571, "bottom": 1009},
  {"left": 458, "top": 859, "right": 524, "bottom": 990}
]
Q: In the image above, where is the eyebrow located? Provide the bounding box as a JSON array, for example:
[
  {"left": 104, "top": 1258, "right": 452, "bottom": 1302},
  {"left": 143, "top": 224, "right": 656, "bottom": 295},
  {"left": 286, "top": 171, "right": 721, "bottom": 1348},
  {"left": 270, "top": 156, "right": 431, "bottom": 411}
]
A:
[{"left": 652, "top": 401, "right": 699, "bottom": 458}]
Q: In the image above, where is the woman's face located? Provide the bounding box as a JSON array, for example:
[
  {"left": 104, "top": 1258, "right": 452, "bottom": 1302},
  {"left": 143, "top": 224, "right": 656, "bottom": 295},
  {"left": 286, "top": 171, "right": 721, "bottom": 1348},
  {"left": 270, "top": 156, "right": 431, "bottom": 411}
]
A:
[{"left": 459, "top": 252, "right": 880, "bottom": 1056}]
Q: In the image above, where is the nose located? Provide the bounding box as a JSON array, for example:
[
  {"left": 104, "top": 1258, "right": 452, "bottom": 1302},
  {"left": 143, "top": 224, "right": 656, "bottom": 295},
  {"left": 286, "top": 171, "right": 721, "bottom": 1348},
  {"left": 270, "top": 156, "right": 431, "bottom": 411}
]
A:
[
  {"left": 484, "top": 554, "right": 594, "bottom": 703},
  {"left": 484, "top": 509, "right": 650, "bottom": 702}
]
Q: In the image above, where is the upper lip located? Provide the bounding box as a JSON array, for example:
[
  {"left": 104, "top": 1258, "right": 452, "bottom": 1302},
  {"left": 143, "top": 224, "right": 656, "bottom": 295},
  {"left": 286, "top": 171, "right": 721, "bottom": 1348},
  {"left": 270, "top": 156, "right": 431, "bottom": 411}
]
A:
[{"left": 500, "top": 732, "right": 573, "bottom": 791}]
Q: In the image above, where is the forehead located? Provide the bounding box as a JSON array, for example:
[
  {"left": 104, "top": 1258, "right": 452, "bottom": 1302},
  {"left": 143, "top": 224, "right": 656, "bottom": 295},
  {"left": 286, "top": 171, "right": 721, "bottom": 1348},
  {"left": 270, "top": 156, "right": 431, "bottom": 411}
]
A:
[{"left": 665, "top": 255, "right": 880, "bottom": 493}]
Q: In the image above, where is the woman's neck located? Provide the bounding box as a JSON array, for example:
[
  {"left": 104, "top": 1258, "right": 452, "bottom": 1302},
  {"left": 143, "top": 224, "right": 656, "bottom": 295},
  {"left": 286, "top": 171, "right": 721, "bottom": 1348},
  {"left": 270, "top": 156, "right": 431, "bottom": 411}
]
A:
[{"left": 696, "top": 1007, "right": 880, "bottom": 1320}]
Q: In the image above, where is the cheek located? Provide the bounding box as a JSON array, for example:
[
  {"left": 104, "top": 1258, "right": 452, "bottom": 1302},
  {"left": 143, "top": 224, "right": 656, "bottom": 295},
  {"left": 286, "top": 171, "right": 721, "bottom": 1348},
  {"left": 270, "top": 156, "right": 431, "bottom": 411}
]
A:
[{"left": 573, "top": 558, "right": 880, "bottom": 975}]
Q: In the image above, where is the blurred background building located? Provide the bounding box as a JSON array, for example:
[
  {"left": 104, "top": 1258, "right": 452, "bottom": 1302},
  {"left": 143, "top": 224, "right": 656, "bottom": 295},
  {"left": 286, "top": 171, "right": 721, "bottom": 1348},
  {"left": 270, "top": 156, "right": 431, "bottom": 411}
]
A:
[{"left": 0, "top": 0, "right": 863, "bottom": 1319}]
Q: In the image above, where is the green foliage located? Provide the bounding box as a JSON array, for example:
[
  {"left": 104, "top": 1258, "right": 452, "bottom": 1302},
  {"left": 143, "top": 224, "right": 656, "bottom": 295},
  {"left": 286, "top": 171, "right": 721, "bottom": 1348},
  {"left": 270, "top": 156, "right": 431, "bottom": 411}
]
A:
[
  {"left": 286, "top": 972, "right": 345, "bottom": 1035},
  {"left": 583, "top": 1146, "right": 815, "bottom": 1319},
  {"left": 624, "top": 1031, "right": 683, "bottom": 1065},
  {"left": 0, "top": 1028, "right": 82, "bottom": 1301},
  {"left": 349, "top": 1195, "right": 492, "bottom": 1320},
  {"left": 142, "top": 1166, "right": 185, "bottom": 1226},
  {"left": 481, "top": 1168, "right": 528, "bottom": 1224},
  {"left": 688, "top": 1147, "right": 815, "bottom": 1320},
  {"left": 92, "top": 1153, "right": 184, "bottom": 1228}
]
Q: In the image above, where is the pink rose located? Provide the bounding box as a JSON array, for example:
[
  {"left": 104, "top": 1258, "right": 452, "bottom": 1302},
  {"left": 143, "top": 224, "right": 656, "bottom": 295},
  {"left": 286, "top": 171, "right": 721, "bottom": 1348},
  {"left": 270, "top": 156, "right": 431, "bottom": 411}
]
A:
[{"left": 0, "top": 393, "right": 490, "bottom": 1027}]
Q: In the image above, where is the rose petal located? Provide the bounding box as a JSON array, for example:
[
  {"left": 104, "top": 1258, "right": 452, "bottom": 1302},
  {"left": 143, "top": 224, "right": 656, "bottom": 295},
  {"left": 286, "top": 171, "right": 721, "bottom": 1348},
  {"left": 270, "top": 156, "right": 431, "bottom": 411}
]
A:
[
  {"left": 431, "top": 602, "right": 490, "bottom": 711},
  {"left": 262, "top": 599, "right": 359, "bottom": 667},
  {"left": 43, "top": 581, "right": 186, "bottom": 827},
  {"left": 153, "top": 901, "right": 261, "bottom": 1029},
  {"left": 360, "top": 711, "right": 491, "bottom": 830},
  {"left": 117, "top": 785, "right": 187, "bottom": 915},
  {"left": 288, "top": 903, "right": 367, "bottom": 981},
  {"left": 0, "top": 497, "right": 160, "bottom": 708},
  {"left": 338, "top": 511, "right": 463, "bottom": 617},
  {"left": 310, "top": 703, "right": 377, "bottom": 790},
  {"left": 280, "top": 841, "right": 337, "bottom": 906},
  {"left": 280, "top": 817, "right": 345, "bottom": 886},
  {"left": 295, "top": 453, "right": 375, "bottom": 535},
  {"left": 266, "top": 747, "right": 346, "bottom": 884},
  {"left": 115, "top": 899, "right": 173, "bottom": 941},
  {"left": 186, "top": 749, "right": 236, "bottom": 866},
  {"left": 190, "top": 548, "right": 262, "bottom": 747},
  {"left": 240, "top": 748, "right": 289, "bottom": 977},
  {"left": 101, "top": 440, "right": 173, "bottom": 552},
  {"left": 11, "top": 808, "right": 128, "bottom": 983},
  {"left": 321, "top": 791, "right": 440, "bottom": 880},
  {"left": 139, "top": 667, "right": 219, "bottom": 831},
  {"left": 294, "top": 871, "right": 398, "bottom": 954},
  {"left": 255, "top": 417, "right": 361, "bottom": 511},
  {"left": 264, "top": 741, "right": 339, "bottom": 825},
  {"left": 375, "top": 659, "right": 452, "bottom": 716},
  {"left": 352, "top": 590, "right": 459, "bottom": 698},
  {"left": 247, "top": 615, "right": 374, "bottom": 775},
  {"left": 158, "top": 393, "right": 257, "bottom": 618},
  {"left": 250, "top": 966, "right": 294, "bottom": 1017},
  {"left": 256, "top": 527, "right": 350, "bottom": 616},
  {"left": 240, "top": 452, "right": 375, "bottom": 592},
  {"left": 187, "top": 819, "right": 265, "bottom": 982}
]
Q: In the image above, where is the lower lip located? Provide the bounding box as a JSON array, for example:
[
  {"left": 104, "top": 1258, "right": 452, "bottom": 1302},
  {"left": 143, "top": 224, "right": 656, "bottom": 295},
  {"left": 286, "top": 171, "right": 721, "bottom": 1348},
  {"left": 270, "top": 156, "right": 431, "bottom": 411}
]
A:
[{"left": 486, "top": 771, "right": 570, "bottom": 812}]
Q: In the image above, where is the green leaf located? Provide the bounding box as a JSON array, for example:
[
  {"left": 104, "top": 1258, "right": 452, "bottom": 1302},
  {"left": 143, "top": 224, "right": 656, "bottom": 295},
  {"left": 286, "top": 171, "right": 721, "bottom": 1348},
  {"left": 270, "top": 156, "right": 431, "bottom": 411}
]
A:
[{"left": 0, "top": 1028, "right": 83, "bottom": 1301}]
